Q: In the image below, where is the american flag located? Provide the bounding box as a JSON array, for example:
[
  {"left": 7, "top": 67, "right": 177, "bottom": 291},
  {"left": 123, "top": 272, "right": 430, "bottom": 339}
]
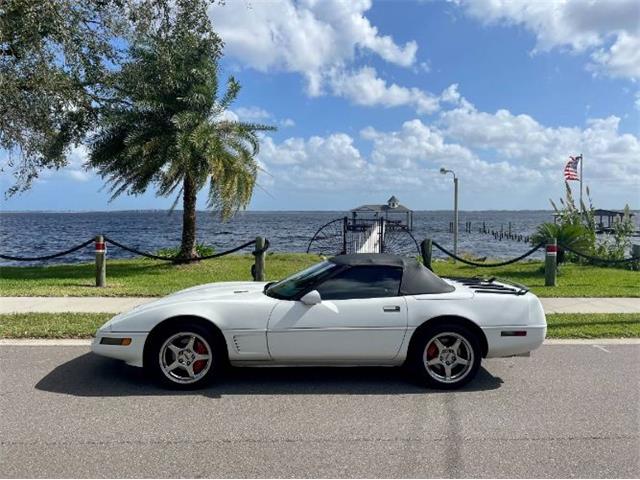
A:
[{"left": 563, "top": 155, "right": 581, "bottom": 181}]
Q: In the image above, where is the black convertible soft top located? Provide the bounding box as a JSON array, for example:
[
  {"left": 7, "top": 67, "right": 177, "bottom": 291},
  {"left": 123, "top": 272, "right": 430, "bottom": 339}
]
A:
[{"left": 329, "top": 253, "right": 455, "bottom": 295}]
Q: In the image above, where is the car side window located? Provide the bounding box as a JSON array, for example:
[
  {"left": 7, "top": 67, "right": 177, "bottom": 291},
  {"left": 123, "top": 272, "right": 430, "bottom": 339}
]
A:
[{"left": 315, "top": 266, "right": 402, "bottom": 300}]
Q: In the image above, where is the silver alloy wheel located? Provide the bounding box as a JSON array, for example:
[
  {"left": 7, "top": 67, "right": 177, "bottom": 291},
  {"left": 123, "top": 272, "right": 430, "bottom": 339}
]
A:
[
  {"left": 423, "top": 332, "right": 474, "bottom": 384},
  {"left": 159, "top": 332, "right": 212, "bottom": 384}
]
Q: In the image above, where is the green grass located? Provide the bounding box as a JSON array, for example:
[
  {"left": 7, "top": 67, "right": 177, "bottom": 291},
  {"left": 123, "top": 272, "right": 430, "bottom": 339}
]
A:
[
  {"left": 546, "top": 313, "right": 640, "bottom": 338},
  {"left": 0, "top": 253, "right": 319, "bottom": 297},
  {"left": 0, "top": 312, "right": 637, "bottom": 339},
  {"left": 0, "top": 254, "right": 637, "bottom": 297},
  {"left": 431, "top": 260, "right": 639, "bottom": 298},
  {"left": 0, "top": 313, "right": 111, "bottom": 338}
]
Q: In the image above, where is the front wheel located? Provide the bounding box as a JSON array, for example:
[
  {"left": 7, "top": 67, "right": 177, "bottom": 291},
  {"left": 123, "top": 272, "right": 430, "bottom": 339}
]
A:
[
  {"left": 144, "top": 322, "right": 225, "bottom": 389},
  {"left": 408, "top": 324, "right": 481, "bottom": 389}
]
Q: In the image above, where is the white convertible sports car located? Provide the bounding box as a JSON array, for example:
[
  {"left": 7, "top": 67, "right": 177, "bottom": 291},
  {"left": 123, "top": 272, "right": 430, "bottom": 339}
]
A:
[{"left": 92, "top": 253, "right": 546, "bottom": 389}]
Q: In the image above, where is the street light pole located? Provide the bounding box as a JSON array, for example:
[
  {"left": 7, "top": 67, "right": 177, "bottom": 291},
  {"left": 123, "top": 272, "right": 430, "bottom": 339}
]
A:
[
  {"left": 453, "top": 175, "right": 458, "bottom": 258},
  {"left": 440, "top": 167, "right": 459, "bottom": 258}
]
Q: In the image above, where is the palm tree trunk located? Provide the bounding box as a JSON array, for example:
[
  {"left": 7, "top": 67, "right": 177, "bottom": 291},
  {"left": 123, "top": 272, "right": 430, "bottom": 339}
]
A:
[{"left": 179, "top": 175, "right": 198, "bottom": 260}]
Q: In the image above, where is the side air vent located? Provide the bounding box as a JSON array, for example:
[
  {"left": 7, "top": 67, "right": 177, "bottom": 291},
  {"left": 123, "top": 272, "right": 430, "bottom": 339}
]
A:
[
  {"left": 447, "top": 277, "right": 529, "bottom": 296},
  {"left": 232, "top": 335, "right": 242, "bottom": 353}
]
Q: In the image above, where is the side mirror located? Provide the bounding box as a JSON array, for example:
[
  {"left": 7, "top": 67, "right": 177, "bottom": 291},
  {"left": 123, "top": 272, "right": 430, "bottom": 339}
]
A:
[{"left": 300, "top": 290, "right": 321, "bottom": 306}]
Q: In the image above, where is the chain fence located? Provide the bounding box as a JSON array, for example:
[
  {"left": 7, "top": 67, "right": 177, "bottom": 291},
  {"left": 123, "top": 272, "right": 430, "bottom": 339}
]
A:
[
  {"left": 102, "top": 236, "right": 267, "bottom": 262},
  {"left": 0, "top": 237, "right": 268, "bottom": 263},
  {"left": 431, "top": 240, "right": 639, "bottom": 267},
  {"left": 0, "top": 239, "right": 94, "bottom": 262},
  {"left": 558, "top": 243, "right": 640, "bottom": 265},
  {"left": 431, "top": 241, "right": 545, "bottom": 267}
]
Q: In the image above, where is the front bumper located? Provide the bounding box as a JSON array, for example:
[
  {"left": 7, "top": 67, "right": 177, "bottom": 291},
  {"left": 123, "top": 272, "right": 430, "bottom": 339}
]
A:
[{"left": 91, "top": 332, "right": 148, "bottom": 367}]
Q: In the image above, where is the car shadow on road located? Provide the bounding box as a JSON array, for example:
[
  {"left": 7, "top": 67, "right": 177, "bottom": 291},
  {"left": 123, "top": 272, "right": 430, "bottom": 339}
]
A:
[{"left": 35, "top": 353, "right": 503, "bottom": 398}]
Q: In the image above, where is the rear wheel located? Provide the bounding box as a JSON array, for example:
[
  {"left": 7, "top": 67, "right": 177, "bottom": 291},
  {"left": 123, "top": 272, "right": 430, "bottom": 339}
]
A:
[
  {"left": 409, "top": 323, "right": 481, "bottom": 389},
  {"left": 145, "top": 321, "right": 225, "bottom": 389}
]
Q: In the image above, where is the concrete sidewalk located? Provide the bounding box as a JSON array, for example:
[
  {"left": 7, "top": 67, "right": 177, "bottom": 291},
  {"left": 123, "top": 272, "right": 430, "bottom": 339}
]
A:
[{"left": 1, "top": 296, "right": 639, "bottom": 314}]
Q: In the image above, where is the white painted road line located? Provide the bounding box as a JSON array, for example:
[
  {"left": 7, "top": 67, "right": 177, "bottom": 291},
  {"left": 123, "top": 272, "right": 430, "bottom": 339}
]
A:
[
  {"left": 543, "top": 338, "right": 640, "bottom": 345},
  {"left": 1, "top": 338, "right": 639, "bottom": 346}
]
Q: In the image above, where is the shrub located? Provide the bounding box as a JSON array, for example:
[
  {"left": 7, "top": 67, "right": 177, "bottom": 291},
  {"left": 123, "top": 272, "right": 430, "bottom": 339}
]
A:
[
  {"left": 530, "top": 222, "right": 592, "bottom": 264},
  {"left": 540, "top": 183, "right": 636, "bottom": 268}
]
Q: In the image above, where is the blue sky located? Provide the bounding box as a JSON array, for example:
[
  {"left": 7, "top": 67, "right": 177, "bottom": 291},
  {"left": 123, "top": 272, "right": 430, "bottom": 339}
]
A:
[{"left": 2, "top": 0, "right": 638, "bottom": 212}]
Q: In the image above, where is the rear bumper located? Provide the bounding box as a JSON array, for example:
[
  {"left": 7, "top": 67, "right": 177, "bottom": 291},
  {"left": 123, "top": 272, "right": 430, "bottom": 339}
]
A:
[
  {"left": 91, "top": 332, "right": 148, "bottom": 367},
  {"left": 482, "top": 325, "right": 547, "bottom": 358}
]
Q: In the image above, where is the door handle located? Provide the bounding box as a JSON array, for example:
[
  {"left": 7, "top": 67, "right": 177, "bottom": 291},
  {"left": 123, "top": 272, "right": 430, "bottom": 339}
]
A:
[{"left": 383, "top": 306, "right": 401, "bottom": 312}]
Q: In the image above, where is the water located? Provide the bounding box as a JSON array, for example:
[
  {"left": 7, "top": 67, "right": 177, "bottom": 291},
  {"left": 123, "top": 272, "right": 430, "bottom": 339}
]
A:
[{"left": 0, "top": 210, "right": 636, "bottom": 265}]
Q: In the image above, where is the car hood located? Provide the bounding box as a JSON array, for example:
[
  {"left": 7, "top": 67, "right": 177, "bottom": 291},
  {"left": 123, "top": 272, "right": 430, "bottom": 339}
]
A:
[
  {"left": 117, "top": 281, "right": 268, "bottom": 316},
  {"left": 101, "top": 281, "right": 272, "bottom": 333}
]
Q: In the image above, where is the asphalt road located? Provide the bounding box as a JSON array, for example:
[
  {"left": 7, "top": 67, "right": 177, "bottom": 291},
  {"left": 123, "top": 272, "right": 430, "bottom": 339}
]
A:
[{"left": 1, "top": 344, "right": 639, "bottom": 478}]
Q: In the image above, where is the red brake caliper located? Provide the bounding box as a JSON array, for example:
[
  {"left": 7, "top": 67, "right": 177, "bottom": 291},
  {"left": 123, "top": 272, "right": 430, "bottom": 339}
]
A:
[
  {"left": 426, "top": 343, "right": 438, "bottom": 361},
  {"left": 192, "top": 340, "right": 208, "bottom": 374}
]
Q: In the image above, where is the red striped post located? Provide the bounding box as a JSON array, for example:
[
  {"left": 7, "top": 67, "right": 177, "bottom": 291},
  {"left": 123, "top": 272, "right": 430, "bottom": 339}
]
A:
[
  {"left": 544, "top": 239, "right": 557, "bottom": 287},
  {"left": 95, "top": 235, "right": 106, "bottom": 287}
]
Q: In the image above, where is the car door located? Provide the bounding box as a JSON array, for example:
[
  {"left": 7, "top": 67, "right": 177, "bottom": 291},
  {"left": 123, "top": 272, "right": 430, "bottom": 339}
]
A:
[{"left": 266, "top": 266, "right": 408, "bottom": 362}]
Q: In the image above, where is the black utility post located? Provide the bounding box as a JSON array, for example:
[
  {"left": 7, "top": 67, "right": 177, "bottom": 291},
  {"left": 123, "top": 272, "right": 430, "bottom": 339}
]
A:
[
  {"left": 420, "top": 238, "right": 433, "bottom": 271},
  {"left": 95, "top": 235, "right": 106, "bottom": 287},
  {"left": 544, "top": 239, "right": 557, "bottom": 287},
  {"left": 253, "top": 236, "right": 266, "bottom": 281}
]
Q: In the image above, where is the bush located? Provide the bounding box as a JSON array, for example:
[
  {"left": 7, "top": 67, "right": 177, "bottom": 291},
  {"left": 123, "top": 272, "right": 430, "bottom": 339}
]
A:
[
  {"left": 530, "top": 222, "right": 592, "bottom": 264},
  {"left": 540, "top": 183, "right": 636, "bottom": 268}
]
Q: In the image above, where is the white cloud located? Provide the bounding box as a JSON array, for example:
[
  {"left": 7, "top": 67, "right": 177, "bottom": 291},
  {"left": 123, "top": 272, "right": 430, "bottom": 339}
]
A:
[
  {"left": 232, "top": 106, "right": 295, "bottom": 128},
  {"left": 64, "top": 146, "right": 92, "bottom": 182},
  {"left": 589, "top": 31, "right": 640, "bottom": 79},
  {"left": 259, "top": 133, "right": 373, "bottom": 190},
  {"left": 361, "top": 119, "right": 543, "bottom": 186},
  {"left": 234, "top": 106, "right": 272, "bottom": 122},
  {"left": 210, "top": 0, "right": 417, "bottom": 95},
  {"left": 453, "top": 0, "right": 640, "bottom": 80},
  {"left": 258, "top": 118, "right": 544, "bottom": 195},
  {"left": 67, "top": 170, "right": 90, "bottom": 182},
  {"left": 256, "top": 86, "right": 639, "bottom": 201},
  {"left": 440, "top": 93, "right": 640, "bottom": 187},
  {"left": 216, "top": 109, "right": 239, "bottom": 122},
  {"left": 328, "top": 67, "right": 440, "bottom": 114}
]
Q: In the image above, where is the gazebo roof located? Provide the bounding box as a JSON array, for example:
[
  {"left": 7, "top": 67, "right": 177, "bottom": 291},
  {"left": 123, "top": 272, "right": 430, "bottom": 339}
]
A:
[{"left": 351, "top": 203, "right": 412, "bottom": 213}]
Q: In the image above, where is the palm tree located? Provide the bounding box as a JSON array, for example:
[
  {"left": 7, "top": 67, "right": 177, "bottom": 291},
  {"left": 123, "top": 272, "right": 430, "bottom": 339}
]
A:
[
  {"left": 530, "top": 222, "right": 592, "bottom": 264},
  {"left": 88, "top": 0, "right": 274, "bottom": 259}
]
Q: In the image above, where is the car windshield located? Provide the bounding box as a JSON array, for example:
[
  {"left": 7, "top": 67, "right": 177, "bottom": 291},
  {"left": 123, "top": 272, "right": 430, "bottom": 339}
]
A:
[{"left": 265, "top": 261, "right": 340, "bottom": 300}]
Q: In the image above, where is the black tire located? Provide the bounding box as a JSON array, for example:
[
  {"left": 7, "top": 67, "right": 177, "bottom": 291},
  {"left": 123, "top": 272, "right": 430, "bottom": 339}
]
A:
[
  {"left": 144, "top": 320, "right": 227, "bottom": 390},
  {"left": 408, "top": 323, "right": 481, "bottom": 390}
]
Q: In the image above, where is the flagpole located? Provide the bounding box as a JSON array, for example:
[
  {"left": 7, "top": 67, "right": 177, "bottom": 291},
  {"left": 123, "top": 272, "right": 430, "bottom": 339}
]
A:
[{"left": 579, "top": 153, "right": 583, "bottom": 207}]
